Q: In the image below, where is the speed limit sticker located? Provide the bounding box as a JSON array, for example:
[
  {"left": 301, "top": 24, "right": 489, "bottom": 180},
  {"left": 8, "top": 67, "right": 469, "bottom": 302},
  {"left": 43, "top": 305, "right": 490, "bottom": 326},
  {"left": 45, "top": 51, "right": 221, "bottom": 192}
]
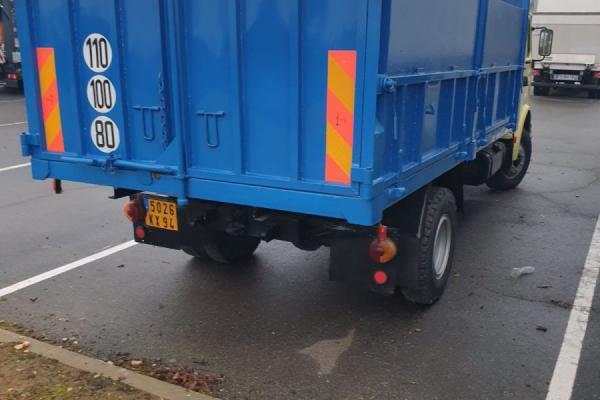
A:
[
  {"left": 83, "top": 33, "right": 112, "bottom": 73},
  {"left": 90, "top": 116, "right": 120, "bottom": 153},
  {"left": 87, "top": 75, "right": 116, "bottom": 114}
]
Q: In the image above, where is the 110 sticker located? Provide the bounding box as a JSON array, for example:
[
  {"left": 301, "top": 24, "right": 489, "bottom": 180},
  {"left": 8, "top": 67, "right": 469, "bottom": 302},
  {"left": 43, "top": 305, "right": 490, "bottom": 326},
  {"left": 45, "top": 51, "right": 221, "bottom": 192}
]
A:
[
  {"left": 83, "top": 33, "right": 120, "bottom": 153},
  {"left": 83, "top": 33, "right": 112, "bottom": 73}
]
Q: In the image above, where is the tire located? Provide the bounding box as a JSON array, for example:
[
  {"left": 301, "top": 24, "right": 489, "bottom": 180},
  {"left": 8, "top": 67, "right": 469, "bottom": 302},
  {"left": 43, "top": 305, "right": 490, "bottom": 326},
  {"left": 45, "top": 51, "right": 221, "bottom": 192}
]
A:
[
  {"left": 401, "top": 187, "right": 457, "bottom": 305},
  {"left": 202, "top": 231, "right": 260, "bottom": 264},
  {"left": 486, "top": 127, "right": 532, "bottom": 191},
  {"left": 533, "top": 87, "right": 549, "bottom": 96},
  {"left": 181, "top": 244, "right": 209, "bottom": 260}
]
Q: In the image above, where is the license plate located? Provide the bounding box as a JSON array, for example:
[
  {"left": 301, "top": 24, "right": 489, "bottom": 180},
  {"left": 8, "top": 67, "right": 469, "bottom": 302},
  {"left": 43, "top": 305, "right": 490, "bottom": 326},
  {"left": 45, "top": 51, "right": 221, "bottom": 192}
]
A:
[
  {"left": 552, "top": 74, "right": 579, "bottom": 81},
  {"left": 144, "top": 199, "right": 178, "bottom": 231}
]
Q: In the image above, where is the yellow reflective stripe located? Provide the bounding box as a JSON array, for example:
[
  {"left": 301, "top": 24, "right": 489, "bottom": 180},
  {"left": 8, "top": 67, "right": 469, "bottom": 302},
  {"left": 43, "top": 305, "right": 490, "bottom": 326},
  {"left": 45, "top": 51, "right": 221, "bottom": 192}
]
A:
[
  {"left": 328, "top": 58, "right": 355, "bottom": 113},
  {"left": 326, "top": 122, "right": 352, "bottom": 174},
  {"left": 44, "top": 105, "right": 61, "bottom": 143},
  {"left": 39, "top": 53, "right": 56, "bottom": 95}
]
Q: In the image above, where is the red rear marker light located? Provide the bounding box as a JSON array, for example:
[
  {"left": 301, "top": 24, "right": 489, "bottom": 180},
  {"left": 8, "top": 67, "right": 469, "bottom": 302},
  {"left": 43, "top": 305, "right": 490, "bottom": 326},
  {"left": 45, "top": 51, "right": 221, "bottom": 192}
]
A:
[
  {"left": 593, "top": 72, "right": 600, "bottom": 79},
  {"left": 124, "top": 201, "right": 144, "bottom": 223},
  {"left": 532, "top": 69, "right": 541, "bottom": 77},
  {"left": 7, "top": 73, "right": 17, "bottom": 80},
  {"left": 368, "top": 225, "right": 398, "bottom": 264},
  {"left": 135, "top": 226, "right": 146, "bottom": 240},
  {"left": 374, "top": 270, "right": 389, "bottom": 285}
]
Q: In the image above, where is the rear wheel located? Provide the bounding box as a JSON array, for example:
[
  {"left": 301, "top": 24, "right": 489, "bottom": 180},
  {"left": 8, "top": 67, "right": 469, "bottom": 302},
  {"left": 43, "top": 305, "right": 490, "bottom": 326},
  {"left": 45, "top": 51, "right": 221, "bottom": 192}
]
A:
[
  {"left": 202, "top": 231, "right": 260, "bottom": 264},
  {"left": 486, "top": 127, "right": 532, "bottom": 191},
  {"left": 534, "top": 87, "right": 549, "bottom": 96},
  {"left": 182, "top": 244, "right": 209, "bottom": 260},
  {"left": 401, "top": 187, "right": 457, "bottom": 305},
  {"left": 182, "top": 231, "right": 260, "bottom": 263}
]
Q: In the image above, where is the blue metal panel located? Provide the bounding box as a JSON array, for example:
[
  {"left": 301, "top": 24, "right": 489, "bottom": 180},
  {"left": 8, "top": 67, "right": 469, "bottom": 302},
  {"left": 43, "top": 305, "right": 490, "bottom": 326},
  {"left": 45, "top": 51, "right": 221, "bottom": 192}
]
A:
[{"left": 17, "top": 0, "right": 531, "bottom": 226}]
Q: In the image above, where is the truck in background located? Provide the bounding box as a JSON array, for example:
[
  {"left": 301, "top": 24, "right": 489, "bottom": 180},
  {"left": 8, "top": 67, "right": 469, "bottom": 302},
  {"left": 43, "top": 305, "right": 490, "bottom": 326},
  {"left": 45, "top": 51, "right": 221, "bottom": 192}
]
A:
[
  {"left": 532, "top": 0, "right": 600, "bottom": 98},
  {"left": 0, "top": 0, "right": 22, "bottom": 89}
]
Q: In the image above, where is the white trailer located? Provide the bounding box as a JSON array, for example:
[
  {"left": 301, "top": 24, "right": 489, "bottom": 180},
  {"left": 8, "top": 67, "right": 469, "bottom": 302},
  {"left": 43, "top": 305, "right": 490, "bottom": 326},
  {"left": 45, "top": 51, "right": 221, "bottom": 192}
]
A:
[{"left": 532, "top": 0, "right": 600, "bottom": 98}]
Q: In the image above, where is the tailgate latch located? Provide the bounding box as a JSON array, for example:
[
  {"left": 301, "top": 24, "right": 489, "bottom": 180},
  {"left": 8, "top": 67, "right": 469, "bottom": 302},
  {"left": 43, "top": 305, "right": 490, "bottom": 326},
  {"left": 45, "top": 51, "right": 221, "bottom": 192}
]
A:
[{"left": 196, "top": 110, "right": 225, "bottom": 148}]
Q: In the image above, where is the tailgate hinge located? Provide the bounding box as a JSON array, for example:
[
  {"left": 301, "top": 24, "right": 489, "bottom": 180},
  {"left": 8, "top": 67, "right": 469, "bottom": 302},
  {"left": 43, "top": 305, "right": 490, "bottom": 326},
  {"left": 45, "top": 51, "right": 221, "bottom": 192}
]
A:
[
  {"left": 20, "top": 132, "right": 41, "bottom": 157},
  {"left": 351, "top": 166, "right": 375, "bottom": 184},
  {"left": 377, "top": 74, "right": 397, "bottom": 94}
]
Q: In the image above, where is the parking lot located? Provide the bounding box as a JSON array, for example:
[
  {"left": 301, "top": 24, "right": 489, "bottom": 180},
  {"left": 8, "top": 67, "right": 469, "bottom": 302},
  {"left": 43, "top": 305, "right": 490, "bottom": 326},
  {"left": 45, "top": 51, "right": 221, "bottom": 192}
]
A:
[{"left": 0, "top": 87, "right": 599, "bottom": 399}]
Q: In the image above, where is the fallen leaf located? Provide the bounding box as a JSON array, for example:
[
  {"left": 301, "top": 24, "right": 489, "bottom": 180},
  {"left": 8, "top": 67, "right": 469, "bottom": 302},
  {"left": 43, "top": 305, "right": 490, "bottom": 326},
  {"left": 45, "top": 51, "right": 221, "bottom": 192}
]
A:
[
  {"left": 551, "top": 299, "right": 572, "bottom": 310},
  {"left": 131, "top": 360, "right": 143, "bottom": 367},
  {"left": 14, "top": 341, "right": 30, "bottom": 351},
  {"left": 536, "top": 325, "right": 548, "bottom": 332}
]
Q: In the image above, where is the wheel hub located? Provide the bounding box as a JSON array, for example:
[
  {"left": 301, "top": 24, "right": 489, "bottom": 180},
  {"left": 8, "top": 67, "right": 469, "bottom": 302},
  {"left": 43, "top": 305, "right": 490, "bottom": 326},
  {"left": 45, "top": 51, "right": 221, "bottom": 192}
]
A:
[
  {"left": 433, "top": 214, "right": 452, "bottom": 279},
  {"left": 504, "top": 144, "right": 526, "bottom": 179}
]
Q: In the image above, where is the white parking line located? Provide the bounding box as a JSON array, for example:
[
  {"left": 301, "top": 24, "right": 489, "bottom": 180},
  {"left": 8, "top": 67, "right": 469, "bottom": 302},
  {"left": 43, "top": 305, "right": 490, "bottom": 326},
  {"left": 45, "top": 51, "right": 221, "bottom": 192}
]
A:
[
  {"left": 0, "top": 121, "right": 27, "bottom": 128},
  {"left": 0, "top": 241, "right": 138, "bottom": 299},
  {"left": 0, "top": 99, "right": 24, "bottom": 104},
  {"left": 0, "top": 162, "right": 31, "bottom": 173},
  {"left": 546, "top": 216, "right": 600, "bottom": 400},
  {"left": 0, "top": 121, "right": 27, "bottom": 127}
]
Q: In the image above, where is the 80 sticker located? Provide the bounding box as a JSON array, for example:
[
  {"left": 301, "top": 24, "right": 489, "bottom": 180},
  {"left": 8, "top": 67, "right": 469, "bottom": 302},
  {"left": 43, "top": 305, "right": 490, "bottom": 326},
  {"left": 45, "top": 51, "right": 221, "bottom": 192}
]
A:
[
  {"left": 91, "top": 116, "right": 120, "bottom": 153},
  {"left": 87, "top": 75, "right": 116, "bottom": 114}
]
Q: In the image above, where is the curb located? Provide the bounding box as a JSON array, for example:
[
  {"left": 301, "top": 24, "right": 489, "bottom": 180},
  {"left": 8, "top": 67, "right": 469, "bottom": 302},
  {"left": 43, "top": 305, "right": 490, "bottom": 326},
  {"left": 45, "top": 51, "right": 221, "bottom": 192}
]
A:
[{"left": 0, "top": 328, "right": 218, "bottom": 400}]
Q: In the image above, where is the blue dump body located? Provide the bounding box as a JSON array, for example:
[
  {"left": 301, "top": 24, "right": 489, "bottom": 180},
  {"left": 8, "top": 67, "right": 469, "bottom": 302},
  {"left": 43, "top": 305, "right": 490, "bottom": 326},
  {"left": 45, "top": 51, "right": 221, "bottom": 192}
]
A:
[{"left": 17, "top": 0, "right": 530, "bottom": 226}]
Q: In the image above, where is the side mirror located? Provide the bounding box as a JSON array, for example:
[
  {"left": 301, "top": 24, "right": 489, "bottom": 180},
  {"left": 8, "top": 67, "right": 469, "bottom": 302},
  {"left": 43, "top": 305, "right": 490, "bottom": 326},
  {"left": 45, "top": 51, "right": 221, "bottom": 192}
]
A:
[{"left": 538, "top": 28, "right": 554, "bottom": 57}]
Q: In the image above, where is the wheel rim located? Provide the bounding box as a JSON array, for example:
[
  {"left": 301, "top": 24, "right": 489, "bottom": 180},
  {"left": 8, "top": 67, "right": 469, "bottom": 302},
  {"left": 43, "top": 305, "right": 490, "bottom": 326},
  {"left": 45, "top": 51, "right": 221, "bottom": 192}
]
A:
[
  {"left": 433, "top": 215, "right": 452, "bottom": 279},
  {"left": 504, "top": 144, "right": 526, "bottom": 179}
]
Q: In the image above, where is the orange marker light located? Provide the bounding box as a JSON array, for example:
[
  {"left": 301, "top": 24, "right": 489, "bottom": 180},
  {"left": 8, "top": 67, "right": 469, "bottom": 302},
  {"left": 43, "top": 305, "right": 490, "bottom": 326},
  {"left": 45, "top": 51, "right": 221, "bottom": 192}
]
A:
[
  {"left": 124, "top": 201, "right": 144, "bottom": 223},
  {"left": 369, "top": 224, "right": 398, "bottom": 264}
]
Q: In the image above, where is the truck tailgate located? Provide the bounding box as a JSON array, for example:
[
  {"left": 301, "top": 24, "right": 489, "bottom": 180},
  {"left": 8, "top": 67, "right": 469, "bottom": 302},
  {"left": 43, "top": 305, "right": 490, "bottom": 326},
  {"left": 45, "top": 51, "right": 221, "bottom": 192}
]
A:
[{"left": 18, "top": 0, "right": 369, "bottom": 199}]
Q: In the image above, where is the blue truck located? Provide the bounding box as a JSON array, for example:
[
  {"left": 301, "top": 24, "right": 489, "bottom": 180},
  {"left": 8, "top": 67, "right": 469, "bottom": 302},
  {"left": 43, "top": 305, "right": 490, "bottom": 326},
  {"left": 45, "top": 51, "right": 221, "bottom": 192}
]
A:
[{"left": 16, "top": 0, "right": 550, "bottom": 304}]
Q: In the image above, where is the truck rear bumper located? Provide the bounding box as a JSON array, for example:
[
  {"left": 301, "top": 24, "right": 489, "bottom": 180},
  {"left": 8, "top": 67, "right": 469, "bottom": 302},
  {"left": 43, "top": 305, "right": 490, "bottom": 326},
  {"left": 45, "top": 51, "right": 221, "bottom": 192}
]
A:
[
  {"left": 28, "top": 158, "right": 386, "bottom": 226},
  {"left": 532, "top": 82, "right": 600, "bottom": 90},
  {"left": 0, "top": 79, "right": 21, "bottom": 89}
]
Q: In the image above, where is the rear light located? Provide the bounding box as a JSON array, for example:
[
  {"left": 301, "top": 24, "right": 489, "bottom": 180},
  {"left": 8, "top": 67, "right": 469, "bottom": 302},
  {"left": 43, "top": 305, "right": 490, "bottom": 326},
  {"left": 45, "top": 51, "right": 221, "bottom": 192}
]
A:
[
  {"left": 532, "top": 69, "right": 541, "bottom": 77},
  {"left": 7, "top": 73, "right": 18, "bottom": 80},
  {"left": 52, "top": 179, "right": 63, "bottom": 194},
  {"left": 374, "top": 270, "right": 389, "bottom": 285},
  {"left": 368, "top": 225, "right": 398, "bottom": 264},
  {"left": 593, "top": 72, "right": 600, "bottom": 79},
  {"left": 124, "top": 201, "right": 144, "bottom": 223},
  {"left": 134, "top": 226, "right": 146, "bottom": 240}
]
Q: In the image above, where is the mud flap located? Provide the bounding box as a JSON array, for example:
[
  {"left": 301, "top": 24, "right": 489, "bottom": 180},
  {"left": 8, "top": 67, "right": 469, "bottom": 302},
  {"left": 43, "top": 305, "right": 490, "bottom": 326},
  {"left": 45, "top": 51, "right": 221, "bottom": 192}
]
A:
[
  {"left": 329, "top": 188, "right": 430, "bottom": 296},
  {"left": 329, "top": 232, "right": 422, "bottom": 296}
]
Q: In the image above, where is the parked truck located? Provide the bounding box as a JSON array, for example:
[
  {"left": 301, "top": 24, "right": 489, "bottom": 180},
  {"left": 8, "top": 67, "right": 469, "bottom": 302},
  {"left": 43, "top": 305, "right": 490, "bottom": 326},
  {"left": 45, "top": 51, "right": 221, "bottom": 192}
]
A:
[
  {"left": 0, "top": 0, "right": 22, "bottom": 89},
  {"left": 16, "top": 0, "right": 544, "bottom": 305},
  {"left": 532, "top": 1, "right": 600, "bottom": 98}
]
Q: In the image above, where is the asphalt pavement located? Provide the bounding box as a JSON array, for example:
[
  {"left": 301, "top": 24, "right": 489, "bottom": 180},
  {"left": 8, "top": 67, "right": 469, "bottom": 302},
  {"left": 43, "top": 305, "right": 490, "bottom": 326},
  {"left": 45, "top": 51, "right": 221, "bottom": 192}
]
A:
[{"left": 0, "top": 86, "right": 599, "bottom": 400}]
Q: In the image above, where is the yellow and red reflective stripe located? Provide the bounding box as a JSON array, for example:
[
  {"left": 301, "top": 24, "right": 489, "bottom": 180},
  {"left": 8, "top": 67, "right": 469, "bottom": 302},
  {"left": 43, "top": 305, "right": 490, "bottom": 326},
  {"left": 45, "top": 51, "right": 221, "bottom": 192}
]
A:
[
  {"left": 325, "top": 50, "right": 356, "bottom": 184},
  {"left": 36, "top": 48, "right": 65, "bottom": 153}
]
